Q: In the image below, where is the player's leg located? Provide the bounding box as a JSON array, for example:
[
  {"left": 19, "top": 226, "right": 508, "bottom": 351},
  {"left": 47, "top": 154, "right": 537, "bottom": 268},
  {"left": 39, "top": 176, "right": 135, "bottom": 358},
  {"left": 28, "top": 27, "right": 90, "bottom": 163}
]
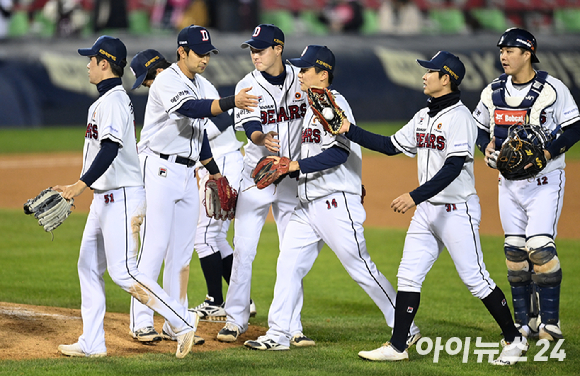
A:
[
  {"left": 219, "top": 166, "right": 274, "bottom": 339},
  {"left": 64, "top": 202, "right": 108, "bottom": 356},
  {"left": 247, "top": 207, "right": 321, "bottom": 350},
  {"left": 524, "top": 170, "right": 565, "bottom": 340},
  {"left": 270, "top": 176, "right": 306, "bottom": 336},
  {"left": 161, "top": 168, "right": 199, "bottom": 335},
  {"left": 130, "top": 156, "right": 179, "bottom": 333},
  {"left": 499, "top": 178, "right": 536, "bottom": 337},
  {"left": 101, "top": 187, "right": 199, "bottom": 357}
]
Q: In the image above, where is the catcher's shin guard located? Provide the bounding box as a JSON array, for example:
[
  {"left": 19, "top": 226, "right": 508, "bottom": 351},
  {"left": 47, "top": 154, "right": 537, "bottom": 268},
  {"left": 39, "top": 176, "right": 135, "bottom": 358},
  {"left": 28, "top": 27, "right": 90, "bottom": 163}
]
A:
[
  {"left": 509, "top": 279, "right": 532, "bottom": 325},
  {"left": 533, "top": 270, "right": 562, "bottom": 325}
]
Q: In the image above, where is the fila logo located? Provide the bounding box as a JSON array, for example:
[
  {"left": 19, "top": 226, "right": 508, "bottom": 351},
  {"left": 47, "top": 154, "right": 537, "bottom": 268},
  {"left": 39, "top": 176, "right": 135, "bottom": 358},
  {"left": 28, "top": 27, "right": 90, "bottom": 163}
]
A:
[
  {"left": 501, "top": 299, "right": 507, "bottom": 306},
  {"left": 200, "top": 29, "right": 209, "bottom": 41},
  {"left": 159, "top": 168, "right": 167, "bottom": 177},
  {"left": 253, "top": 26, "right": 261, "bottom": 37},
  {"left": 407, "top": 306, "right": 414, "bottom": 313}
]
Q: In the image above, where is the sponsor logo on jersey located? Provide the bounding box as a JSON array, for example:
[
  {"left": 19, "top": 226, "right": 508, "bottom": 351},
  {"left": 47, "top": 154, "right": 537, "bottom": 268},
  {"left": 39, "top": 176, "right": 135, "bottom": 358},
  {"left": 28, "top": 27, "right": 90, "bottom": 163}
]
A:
[
  {"left": 261, "top": 103, "right": 307, "bottom": 124},
  {"left": 494, "top": 109, "right": 527, "bottom": 125},
  {"left": 257, "top": 95, "right": 264, "bottom": 103},
  {"left": 170, "top": 90, "right": 191, "bottom": 104},
  {"left": 295, "top": 92, "right": 302, "bottom": 100},
  {"left": 159, "top": 168, "right": 167, "bottom": 177},
  {"left": 437, "top": 123, "right": 443, "bottom": 130},
  {"left": 302, "top": 127, "right": 321, "bottom": 143},
  {"left": 85, "top": 123, "right": 98, "bottom": 140},
  {"left": 416, "top": 132, "right": 445, "bottom": 150}
]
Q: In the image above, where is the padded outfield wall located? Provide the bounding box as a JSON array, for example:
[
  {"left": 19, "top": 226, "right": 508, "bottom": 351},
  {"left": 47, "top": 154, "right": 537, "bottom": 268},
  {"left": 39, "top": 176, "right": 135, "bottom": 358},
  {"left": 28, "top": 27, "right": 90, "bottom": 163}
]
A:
[{"left": 0, "top": 32, "right": 579, "bottom": 127}]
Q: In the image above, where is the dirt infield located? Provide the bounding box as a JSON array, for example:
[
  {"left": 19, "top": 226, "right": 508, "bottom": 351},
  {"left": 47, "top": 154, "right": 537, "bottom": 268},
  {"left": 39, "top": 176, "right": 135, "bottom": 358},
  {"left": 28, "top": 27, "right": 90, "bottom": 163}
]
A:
[{"left": 0, "top": 152, "right": 578, "bottom": 360}]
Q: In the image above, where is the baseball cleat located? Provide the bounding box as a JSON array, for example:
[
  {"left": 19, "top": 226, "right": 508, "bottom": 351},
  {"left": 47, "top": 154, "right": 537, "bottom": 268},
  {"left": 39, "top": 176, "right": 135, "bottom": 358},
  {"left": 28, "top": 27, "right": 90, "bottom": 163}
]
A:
[
  {"left": 58, "top": 343, "right": 106, "bottom": 358},
  {"left": 244, "top": 336, "right": 289, "bottom": 351},
  {"left": 290, "top": 332, "right": 316, "bottom": 347},
  {"left": 175, "top": 330, "right": 195, "bottom": 358},
  {"left": 358, "top": 342, "right": 409, "bottom": 361},
  {"left": 406, "top": 332, "right": 422, "bottom": 348},
  {"left": 539, "top": 322, "right": 563, "bottom": 341},
  {"left": 161, "top": 328, "right": 205, "bottom": 345},
  {"left": 131, "top": 326, "right": 162, "bottom": 343},
  {"left": 217, "top": 322, "right": 240, "bottom": 342},
  {"left": 250, "top": 299, "right": 257, "bottom": 317},
  {"left": 190, "top": 296, "right": 227, "bottom": 322},
  {"left": 492, "top": 336, "right": 528, "bottom": 365}
]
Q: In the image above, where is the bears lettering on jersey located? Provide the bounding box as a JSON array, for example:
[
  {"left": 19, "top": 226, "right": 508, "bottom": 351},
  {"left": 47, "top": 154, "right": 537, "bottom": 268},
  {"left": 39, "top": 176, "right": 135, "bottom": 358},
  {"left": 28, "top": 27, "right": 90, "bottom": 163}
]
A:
[
  {"left": 85, "top": 123, "right": 98, "bottom": 140},
  {"left": 261, "top": 104, "right": 307, "bottom": 124},
  {"left": 302, "top": 128, "right": 321, "bottom": 144},
  {"left": 416, "top": 132, "right": 445, "bottom": 150}
]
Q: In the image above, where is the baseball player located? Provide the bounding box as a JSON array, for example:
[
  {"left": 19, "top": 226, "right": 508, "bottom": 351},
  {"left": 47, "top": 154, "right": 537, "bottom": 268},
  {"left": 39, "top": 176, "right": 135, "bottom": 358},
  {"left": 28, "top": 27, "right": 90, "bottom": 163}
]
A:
[
  {"left": 55, "top": 36, "right": 200, "bottom": 358},
  {"left": 129, "top": 25, "right": 258, "bottom": 342},
  {"left": 344, "top": 51, "right": 527, "bottom": 365},
  {"left": 130, "top": 48, "right": 253, "bottom": 323},
  {"left": 216, "top": 24, "right": 312, "bottom": 345},
  {"left": 473, "top": 28, "right": 580, "bottom": 341},
  {"left": 243, "top": 45, "right": 421, "bottom": 351}
]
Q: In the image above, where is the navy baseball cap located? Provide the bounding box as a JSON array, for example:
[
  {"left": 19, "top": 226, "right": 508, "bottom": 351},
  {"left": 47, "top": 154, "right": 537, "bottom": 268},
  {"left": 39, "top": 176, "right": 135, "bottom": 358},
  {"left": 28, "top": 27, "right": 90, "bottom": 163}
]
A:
[
  {"left": 416, "top": 51, "right": 465, "bottom": 85},
  {"left": 130, "top": 49, "right": 165, "bottom": 90},
  {"left": 78, "top": 35, "right": 127, "bottom": 68},
  {"left": 241, "top": 24, "right": 285, "bottom": 49},
  {"left": 177, "top": 25, "right": 218, "bottom": 55},
  {"left": 287, "top": 45, "right": 335, "bottom": 74}
]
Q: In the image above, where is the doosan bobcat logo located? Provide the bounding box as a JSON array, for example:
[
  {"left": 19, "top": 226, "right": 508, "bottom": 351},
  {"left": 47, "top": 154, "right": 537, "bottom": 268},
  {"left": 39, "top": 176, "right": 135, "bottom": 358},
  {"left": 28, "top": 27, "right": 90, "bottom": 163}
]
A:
[{"left": 495, "top": 110, "right": 527, "bottom": 125}]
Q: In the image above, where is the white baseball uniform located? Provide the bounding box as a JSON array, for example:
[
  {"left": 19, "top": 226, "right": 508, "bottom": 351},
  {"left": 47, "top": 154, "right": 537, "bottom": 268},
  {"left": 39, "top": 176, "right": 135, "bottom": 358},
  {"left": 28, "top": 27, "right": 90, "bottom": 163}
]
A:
[
  {"left": 130, "top": 63, "right": 216, "bottom": 336},
  {"left": 473, "top": 72, "right": 578, "bottom": 238},
  {"left": 265, "top": 90, "right": 420, "bottom": 347},
  {"left": 392, "top": 101, "right": 496, "bottom": 298},
  {"left": 223, "top": 64, "right": 307, "bottom": 333},
  {"left": 77, "top": 83, "right": 196, "bottom": 355}
]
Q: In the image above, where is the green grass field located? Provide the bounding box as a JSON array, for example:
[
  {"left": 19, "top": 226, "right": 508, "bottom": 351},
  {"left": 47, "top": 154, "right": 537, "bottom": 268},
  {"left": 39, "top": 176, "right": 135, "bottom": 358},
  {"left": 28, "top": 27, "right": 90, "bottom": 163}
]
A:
[{"left": 0, "top": 125, "right": 578, "bottom": 375}]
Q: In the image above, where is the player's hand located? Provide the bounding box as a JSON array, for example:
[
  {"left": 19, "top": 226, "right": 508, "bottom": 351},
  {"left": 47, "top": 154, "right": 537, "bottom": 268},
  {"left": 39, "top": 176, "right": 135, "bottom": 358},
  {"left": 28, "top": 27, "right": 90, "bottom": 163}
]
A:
[
  {"left": 484, "top": 138, "right": 499, "bottom": 169},
  {"left": 252, "top": 131, "right": 280, "bottom": 152},
  {"left": 391, "top": 193, "right": 416, "bottom": 214},
  {"left": 53, "top": 180, "right": 87, "bottom": 200},
  {"left": 235, "top": 87, "right": 259, "bottom": 111},
  {"left": 338, "top": 118, "right": 351, "bottom": 134},
  {"left": 208, "top": 172, "right": 223, "bottom": 180}
]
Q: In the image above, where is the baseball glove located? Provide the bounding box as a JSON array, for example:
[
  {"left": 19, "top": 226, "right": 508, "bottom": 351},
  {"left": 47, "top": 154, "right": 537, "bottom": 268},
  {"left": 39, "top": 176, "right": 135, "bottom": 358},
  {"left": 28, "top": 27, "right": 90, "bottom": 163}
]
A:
[
  {"left": 307, "top": 86, "right": 345, "bottom": 135},
  {"left": 496, "top": 123, "right": 549, "bottom": 180},
  {"left": 203, "top": 177, "right": 237, "bottom": 221},
  {"left": 251, "top": 156, "right": 291, "bottom": 189},
  {"left": 23, "top": 188, "right": 74, "bottom": 236}
]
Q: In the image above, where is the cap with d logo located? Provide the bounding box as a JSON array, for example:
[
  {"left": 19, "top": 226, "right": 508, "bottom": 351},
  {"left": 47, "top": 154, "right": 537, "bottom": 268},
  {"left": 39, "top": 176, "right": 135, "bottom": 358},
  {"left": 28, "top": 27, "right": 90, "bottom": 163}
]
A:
[
  {"left": 241, "top": 24, "right": 285, "bottom": 50},
  {"left": 177, "top": 25, "right": 218, "bottom": 55}
]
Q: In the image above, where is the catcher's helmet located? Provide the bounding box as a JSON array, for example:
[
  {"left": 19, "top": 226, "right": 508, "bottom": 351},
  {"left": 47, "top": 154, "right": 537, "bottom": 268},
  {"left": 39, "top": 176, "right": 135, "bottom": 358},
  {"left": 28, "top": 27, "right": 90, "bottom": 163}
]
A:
[{"left": 497, "top": 28, "right": 539, "bottom": 63}]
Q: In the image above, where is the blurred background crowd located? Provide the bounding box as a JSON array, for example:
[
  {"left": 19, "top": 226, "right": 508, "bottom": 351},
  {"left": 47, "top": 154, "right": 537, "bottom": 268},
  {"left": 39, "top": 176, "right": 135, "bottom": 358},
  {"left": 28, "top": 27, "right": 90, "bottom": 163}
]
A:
[{"left": 1, "top": 0, "right": 579, "bottom": 41}]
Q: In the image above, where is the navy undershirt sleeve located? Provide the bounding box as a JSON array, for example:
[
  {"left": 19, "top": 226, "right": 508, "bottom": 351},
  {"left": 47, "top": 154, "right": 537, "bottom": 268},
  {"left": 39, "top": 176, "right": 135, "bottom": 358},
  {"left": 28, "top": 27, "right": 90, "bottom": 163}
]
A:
[
  {"left": 299, "top": 146, "right": 349, "bottom": 174},
  {"left": 199, "top": 130, "right": 212, "bottom": 161},
  {"left": 476, "top": 128, "right": 491, "bottom": 153},
  {"left": 243, "top": 120, "right": 263, "bottom": 141},
  {"left": 409, "top": 156, "right": 465, "bottom": 205},
  {"left": 212, "top": 111, "right": 233, "bottom": 132},
  {"left": 547, "top": 120, "right": 580, "bottom": 158},
  {"left": 175, "top": 99, "right": 214, "bottom": 119},
  {"left": 80, "top": 139, "right": 119, "bottom": 187},
  {"left": 345, "top": 124, "right": 401, "bottom": 155}
]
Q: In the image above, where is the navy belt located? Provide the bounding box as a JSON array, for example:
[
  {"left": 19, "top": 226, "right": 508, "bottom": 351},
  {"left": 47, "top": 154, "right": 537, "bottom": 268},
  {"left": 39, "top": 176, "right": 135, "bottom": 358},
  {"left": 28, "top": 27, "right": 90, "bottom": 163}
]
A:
[{"left": 159, "top": 153, "right": 196, "bottom": 168}]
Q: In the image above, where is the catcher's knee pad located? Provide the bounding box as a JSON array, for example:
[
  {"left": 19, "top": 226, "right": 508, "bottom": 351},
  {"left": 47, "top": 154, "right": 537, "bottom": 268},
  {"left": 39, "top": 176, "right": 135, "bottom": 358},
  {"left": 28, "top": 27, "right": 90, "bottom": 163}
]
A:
[
  {"left": 532, "top": 258, "right": 562, "bottom": 286},
  {"left": 527, "top": 235, "right": 556, "bottom": 266},
  {"left": 504, "top": 236, "right": 527, "bottom": 262}
]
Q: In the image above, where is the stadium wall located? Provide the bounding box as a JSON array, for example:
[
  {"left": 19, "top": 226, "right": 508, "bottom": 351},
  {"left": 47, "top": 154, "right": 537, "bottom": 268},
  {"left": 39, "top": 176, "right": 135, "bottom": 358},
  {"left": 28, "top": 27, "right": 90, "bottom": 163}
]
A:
[{"left": 0, "top": 32, "right": 579, "bottom": 127}]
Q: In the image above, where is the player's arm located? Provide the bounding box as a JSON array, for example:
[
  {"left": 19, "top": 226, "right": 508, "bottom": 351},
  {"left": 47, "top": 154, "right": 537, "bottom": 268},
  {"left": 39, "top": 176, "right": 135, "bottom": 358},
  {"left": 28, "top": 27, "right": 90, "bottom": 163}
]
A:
[
  {"left": 287, "top": 146, "right": 349, "bottom": 173},
  {"left": 199, "top": 130, "right": 222, "bottom": 179},
  {"left": 391, "top": 156, "right": 465, "bottom": 214},
  {"left": 210, "top": 87, "right": 258, "bottom": 116},
  {"left": 243, "top": 120, "right": 280, "bottom": 152},
  {"left": 546, "top": 120, "right": 580, "bottom": 160},
  {"left": 56, "top": 139, "right": 120, "bottom": 199},
  {"left": 339, "top": 120, "right": 401, "bottom": 156}
]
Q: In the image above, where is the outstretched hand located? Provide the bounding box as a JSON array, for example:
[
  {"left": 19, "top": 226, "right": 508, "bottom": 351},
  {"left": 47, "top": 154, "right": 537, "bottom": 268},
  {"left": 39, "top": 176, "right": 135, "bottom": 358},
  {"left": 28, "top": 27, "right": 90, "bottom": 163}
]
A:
[{"left": 235, "top": 87, "right": 259, "bottom": 111}]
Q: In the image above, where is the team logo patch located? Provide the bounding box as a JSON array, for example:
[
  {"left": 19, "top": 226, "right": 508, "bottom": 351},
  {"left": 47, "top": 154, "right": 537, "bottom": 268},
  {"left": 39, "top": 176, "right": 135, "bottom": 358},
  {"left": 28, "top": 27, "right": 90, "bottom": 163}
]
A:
[
  {"left": 407, "top": 306, "right": 414, "bottom": 313},
  {"left": 437, "top": 123, "right": 443, "bottom": 130},
  {"left": 159, "top": 168, "right": 167, "bottom": 177},
  {"left": 295, "top": 92, "right": 302, "bottom": 100}
]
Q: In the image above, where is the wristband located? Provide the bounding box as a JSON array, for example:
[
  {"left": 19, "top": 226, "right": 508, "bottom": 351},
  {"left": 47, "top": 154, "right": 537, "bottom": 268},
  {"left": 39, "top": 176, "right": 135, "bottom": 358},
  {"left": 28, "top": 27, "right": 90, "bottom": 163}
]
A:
[
  {"left": 204, "top": 159, "right": 220, "bottom": 175},
  {"left": 218, "top": 96, "right": 236, "bottom": 112}
]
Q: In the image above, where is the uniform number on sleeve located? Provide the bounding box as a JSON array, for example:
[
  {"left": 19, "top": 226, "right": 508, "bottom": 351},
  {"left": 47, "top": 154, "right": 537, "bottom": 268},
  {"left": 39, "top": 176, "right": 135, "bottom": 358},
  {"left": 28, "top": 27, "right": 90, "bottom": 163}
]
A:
[
  {"left": 326, "top": 198, "right": 338, "bottom": 210},
  {"left": 104, "top": 193, "right": 115, "bottom": 204}
]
